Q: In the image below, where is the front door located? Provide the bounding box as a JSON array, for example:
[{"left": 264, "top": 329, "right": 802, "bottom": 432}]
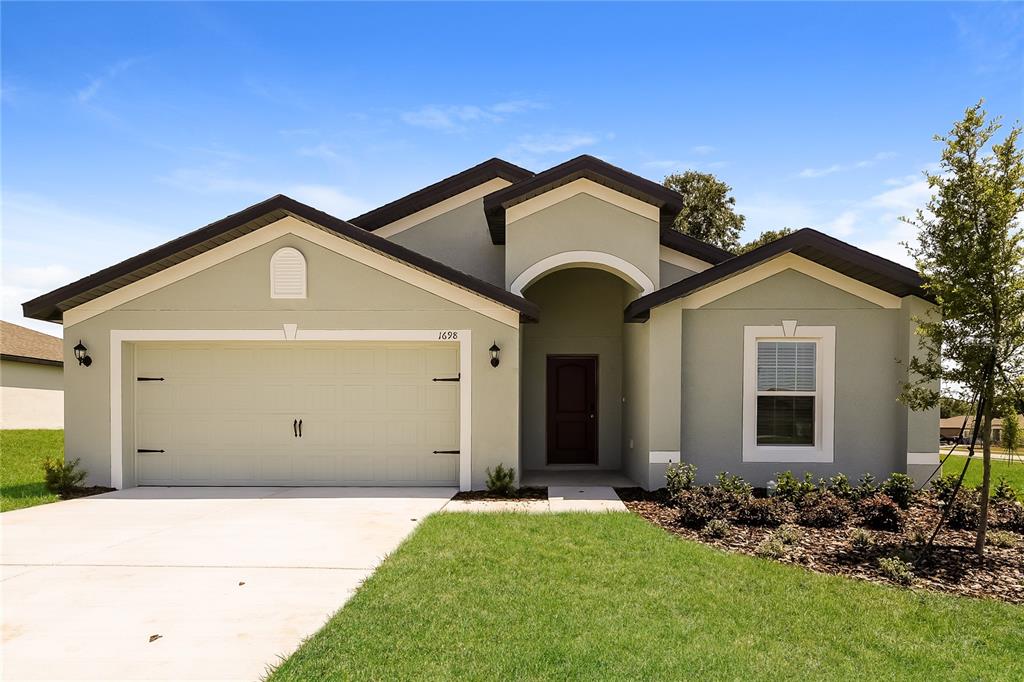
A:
[{"left": 546, "top": 356, "right": 598, "bottom": 464}]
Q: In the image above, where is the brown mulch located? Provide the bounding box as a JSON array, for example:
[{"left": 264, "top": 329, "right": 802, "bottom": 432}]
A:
[
  {"left": 452, "top": 486, "right": 548, "bottom": 501},
  {"left": 61, "top": 486, "right": 116, "bottom": 500},
  {"left": 616, "top": 487, "right": 1024, "bottom": 604}
]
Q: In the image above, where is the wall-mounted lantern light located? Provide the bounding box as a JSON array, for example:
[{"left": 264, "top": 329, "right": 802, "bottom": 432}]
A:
[
  {"left": 73, "top": 340, "right": 92, "bottom": 367},
  {"left": 489, "top": 341, "right": 501, "bottom": 368}
]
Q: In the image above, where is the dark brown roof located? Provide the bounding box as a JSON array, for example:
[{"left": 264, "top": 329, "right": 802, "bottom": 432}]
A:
[
  {"left": 349, "top": 158, "right": 533, "bottom": 231},
  {"left": 484, "top": 155, "right": 687, "bottom": 243},
  {"left": 22, "top": 195, "right": 540, "bottom": 323},
  {"left": 659, "top": 228, "right": 733, "bottom": 265},
  {"left": 1, "top": 320, "right": 63, "bottom": 365},
  {"left": 625, "top": 228, "right": 931, "bottom": 321}
]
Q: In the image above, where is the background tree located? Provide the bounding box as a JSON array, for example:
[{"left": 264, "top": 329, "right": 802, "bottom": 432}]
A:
[
  {"left": 1001, "top": 405, "right": 1020, "bottom": 461},
  {"left": 663, "top": 171, "right": 745, "bottom": 251},
  {"left": 900, "top": 101, "right": 1024, "bottom": 555},
  {"left": 939, "top": 395, "right": 973, "bottom": 419},
  {"left": 736, "top": 228, "right": 794, "bottom": 255}
]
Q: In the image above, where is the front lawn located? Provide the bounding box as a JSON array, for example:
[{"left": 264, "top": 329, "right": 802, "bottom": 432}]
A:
[
  {"left": 944, "top": 454, "right": 1024, "bottom": 499},
  {"left": 270, "top": 513, "right": 1024, "bottom": 681},
  {"left": 0, "top": 429, "right": 62, "bottom": 511}
]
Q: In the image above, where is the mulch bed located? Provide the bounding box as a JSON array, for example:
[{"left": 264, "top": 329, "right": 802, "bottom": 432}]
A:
[
  {"left": 61, "top": 486, "right": 116, "bottom": 500},
  {"left": 452, "top": 487, "right": 548, "bottom": 501},
  {"left": 617, "top": 487, "right": 1024, "bottom": 604}
]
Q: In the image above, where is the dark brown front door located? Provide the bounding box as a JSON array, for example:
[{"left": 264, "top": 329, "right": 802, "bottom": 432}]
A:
[{"left": 546, "top": 356, "right": 598, "bottom": 464}]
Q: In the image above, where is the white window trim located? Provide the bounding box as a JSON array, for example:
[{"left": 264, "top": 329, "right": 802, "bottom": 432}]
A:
[
  {"left": 270, "top": 247, "right": 307, "bottom": 299},
  {"left": 110, "top": 327, "right": 472, "bottom": 491},
  {"left": 743, "top": 324, "right": 835, "bottom": 462}
]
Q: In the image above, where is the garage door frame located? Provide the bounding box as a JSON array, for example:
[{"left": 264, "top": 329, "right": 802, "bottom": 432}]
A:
[{"left": 110, "top": 328, "right": 472, "bottom": 490}]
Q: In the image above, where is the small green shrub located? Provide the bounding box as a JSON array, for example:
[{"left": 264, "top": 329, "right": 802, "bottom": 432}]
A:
[
  {"left": 993, "top": 477, "right": 1018, "bottom": 503},
  {"left": 907, "top": 527, "right": 929, "bottom": 545},
  {"left": 735, "top": 497, "right": 793, "bottom": 527},
  {"left": 700, "top": 518, "right": 732, "bottom": 539},
  {"left": 858, "top": 494, "right": 905, "bottom": 532},
  {"left": 714, "top": 472, "right": 753, "bottom": 497},
  {"left": 796, "top": 492, "right": 852, "bottom": 528},
  {"left": 930, "top": 473, "right": 963, "bottom": 505},
  {"left": 826, "top": 473, "right": 856, "bottom": 500},
  {"left": 484, "top": 464, "right": 516, "bottom": 497},
  {"left": 773, "top": 471, "right": 819, "bottom": 505},
  {"left": 755, "top": 536, "right": 786, "bottom": 559},
  {"left": 993, "top": 500, "right": 1024, "bottom": 532},
  {"left": 665, "top": 462, "right": 696, "bottom": 498},
  {"left": 986, "top": 530, "right": 1018, "bottom": 548},
  {"left": 42, "top": 457, "right": 86, "bottom": 497},
  {"left": 946, "top": 490, "right": 980, "bottom": 530},
  {"left": 854, "top": 473, "right": 878, "bottom": 501},
  {"left": 675, "top": 489, "right": 726, "bottom": 528},
  {"left": 877, "top": 556, "right": 915, "bottom": 585},
  {"left": 773, "top": 524, "right": 801, "bottom": 545},
  {"left": 848, "top": 527, "right": 873, "bottom": 550},
  {"left": 880, "top": 473, "right": 916, "bottom": 509}
]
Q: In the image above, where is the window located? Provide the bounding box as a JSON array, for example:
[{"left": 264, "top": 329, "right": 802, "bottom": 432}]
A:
[
  {"left": 270, "top": 247, "right": 306, "bottom": 299},
  {"left": 743, "top": 325, "right": 835, "bottom": 462}
]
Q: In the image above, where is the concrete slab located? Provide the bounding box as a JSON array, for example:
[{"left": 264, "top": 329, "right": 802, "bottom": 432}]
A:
[
  {"left": 548, "top": 486, "right": 627, "bottom": 512},
  {"left": 443, "top": 499, "right": 549, "bottom": 513},
  {"left": 0, "top": 487, "right": 454, "bottom": 681}
]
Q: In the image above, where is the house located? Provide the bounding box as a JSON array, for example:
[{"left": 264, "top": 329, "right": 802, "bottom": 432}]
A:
[
  {"left": 1, "top": 321, "right": 64, "bottom": 429},
  {"left": 940, "top": 414, "right": 1022, "bottom": 445},
  {"left": 22, "top": 155, "right": 938, "bottom": 490}
]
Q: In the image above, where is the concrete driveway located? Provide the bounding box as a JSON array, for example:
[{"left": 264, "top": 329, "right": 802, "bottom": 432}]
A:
[{"left": 1, "top": 487, "right": 455, "bottom": 681}]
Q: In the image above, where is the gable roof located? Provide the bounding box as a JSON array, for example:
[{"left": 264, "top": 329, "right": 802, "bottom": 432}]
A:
[
  {"left": 483, "top": 155, "right": 687, "bottom": 243},
  {"left": 22, "top": 195, "right": 540, "bottom": 324},
  {"left": 625, "top": 228, "right": 931, "bottom": 320},
  {"left": 1, "top": 320, "right": 63, "bottom": 366},
  {"left": 659, "top": 228, "right": 734, "bottom": 265},
  {"left": 348, "top": 158, "right": 533, "bottom": 231}
]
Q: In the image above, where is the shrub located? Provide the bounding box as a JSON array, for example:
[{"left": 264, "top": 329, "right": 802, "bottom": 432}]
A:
[
  {"left": 42, "top": 457, "right": 86, "bottom": 497},
  {"left": 993, "top": 477, "right": 1018, "bottom": 503},
  {"left": 848, "top": 527, "right": 873, "bottom": 550},
  {"left": 773, "top": 524, "right": 801, "bottom": 545},
  {"left": 930, "top": 473, "right": 963, "bottom": 505},
  {"left": 858, "top": 494, "right": 905, "bottom": 532},
  {"left": 986, "top": 530, "right": 1018, "bottom": 549},
  {"left": 714, "top": 472, "right": 753, "bottom": 497},
  {"left": 675, "top": 489, "right": 726, "bottom": 528},
  {"left": 854, "top": 473, "right": 878, "bottom": 501},
  {"left": 735, "top": 497, "right": 793, "bottom": 527},
  {"left": 796, "top": 492, "right": 852, "bottom": 528},
  {"left": 700, "top": 518, "right": 732, "bottom": 539},
  {"left": 755, "top": 536, "right": 786, "bottom": 559},
  {"left": 880, "top": 473, "right": 916, "bottom": 509},
  {"left": 946, "top": 489, "right": 980, "bottom": 530},
  {"left": 826, "top": 473, "right": 856, "bottom": 500},
  {"left": 665, "top": 462, "right": 696, "bottom": 498},
  {"left": 907, "top": 527, "right": 930, "bottom": 545},
  {"left": 993, "top": 500, "right": 1024, "bottom": 532},
  {"left": 773, "top": 471, "right": 818, "bottom": 505},
  {"left": 484, "top": 464, "right": 516, "bottom": 497},
  {"left": 878, "top": 556, "right": 915, "bottom": 585}
]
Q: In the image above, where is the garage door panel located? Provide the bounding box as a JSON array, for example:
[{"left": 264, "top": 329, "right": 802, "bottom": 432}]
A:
[{"left": 134, "top": 342, "right": 459, "bottom": 486}]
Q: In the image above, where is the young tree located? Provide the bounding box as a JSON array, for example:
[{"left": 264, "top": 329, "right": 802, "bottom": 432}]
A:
[
  {"left": 663, "top": 171, "right": 745, "bottom": 251},
  {"left": 736, "top": 228, "right": 794, "bottom": 255},
  {"left": 1001, "top": 406, "right": 1020, "bottom": 460},
  {"left": 901, "top": 101, "right": 1024, "bottom": 554}
]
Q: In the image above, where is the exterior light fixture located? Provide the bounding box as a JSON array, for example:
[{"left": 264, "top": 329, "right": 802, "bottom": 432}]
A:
[
  {"left": 489, "top": 342, "right": 501, "bottom": 368},
  {"left": 73, "top": 340, "right": 92, "bottom": 367}
]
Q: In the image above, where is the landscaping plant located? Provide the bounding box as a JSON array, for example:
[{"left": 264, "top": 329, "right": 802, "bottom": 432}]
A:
[
  {"left": 714, "top": 472, "right": 753, "bottom": 497},
  {"left": 41, "top": 457, "right": 86, "bottom": 497},
  {"left": 857, "top": 494, "right": 905, "bottom": 532},
  {"left": 664, "top": 462, "right": 696, "bottom": 498},
  {"left": 484, "top": 464, "right": 516, "bottom": 497},
  {"left": 878, "top": 557, "right": 916, "bottom": 586},
  {"left": 880, "top": 473, "right": 916, "bottom": 509},
  {"left": 735, "top": 497, "right": 792, "bottom": 527},
  {"left": 700, "top": 518, "right": 731, "bottom": 539},
  {"left": 796, "top": 492, "right": 852, "bottom": 528}
]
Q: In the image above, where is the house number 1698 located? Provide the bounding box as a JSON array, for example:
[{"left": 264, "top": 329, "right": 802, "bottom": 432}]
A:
[{"left": 438, "top": 331, "right": 458, "bottom": 340}]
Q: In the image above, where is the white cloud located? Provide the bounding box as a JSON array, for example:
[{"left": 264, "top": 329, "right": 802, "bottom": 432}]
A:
[
  {"left": 75, "top": 58, "right": 138, "bottom": 104},
  {"left": 400, "top": 99, "right": 544, "bottom": 131},
  {"left": 827, "top": 210, "right": 859, "bottom": 237},
  {"left": 798, "top": 152, "right": 897, "bottom": 179},
  {"left": 286, "top": 185, "right": 371, "bottom": 218},
  {"left": 490, "top": 99, "right": 544, "bottom": 114},
  {"left": 510, "top": 133, "right": 598, "bottom": 156},
  {"left": 297, "top": 143, "right": 342, "bottom": 161}
]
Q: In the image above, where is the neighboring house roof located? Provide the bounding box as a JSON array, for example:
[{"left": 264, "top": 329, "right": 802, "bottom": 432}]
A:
[
  {"left": 348, "top": 158, "right": 534, "bottom": 231},
  {"left": 22, "top": 195, "right": 540, "bottom": 323},
  {"left": 0, "top": 320, "right": 63, "bottom": 366},
  {"left": 625, "top": 228, "right": 932, "bottom": 320},
  {"left": 941, "top": 415, "right": 1021, "bottom": 430},
  {"left": 484, "top": 155, "right": 688, "bottom": 242}
]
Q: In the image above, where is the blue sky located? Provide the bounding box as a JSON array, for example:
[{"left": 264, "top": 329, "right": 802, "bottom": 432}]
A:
[{"left": 2, "top": 2, "right": 1022, "bottom": 334}]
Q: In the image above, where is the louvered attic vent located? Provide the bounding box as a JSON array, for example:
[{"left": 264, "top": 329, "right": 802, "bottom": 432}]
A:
[{"left": 270, "top": 247, "right": 307, "bottom": 299}]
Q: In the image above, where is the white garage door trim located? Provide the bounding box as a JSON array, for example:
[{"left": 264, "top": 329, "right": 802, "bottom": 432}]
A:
[{"left": 110, "top": 328, "right": 472, "bottom": 491}]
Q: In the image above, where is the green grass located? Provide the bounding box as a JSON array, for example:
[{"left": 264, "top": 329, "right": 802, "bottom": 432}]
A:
[
  {"left": 270, "top": 513, "right": 1024, "bottom": 681},
  {"left": 943, "top": 454, "right": 1024, "bottom": 499},
  {"left": 0, "top": 430, "right": 62, "bottom": 512}
]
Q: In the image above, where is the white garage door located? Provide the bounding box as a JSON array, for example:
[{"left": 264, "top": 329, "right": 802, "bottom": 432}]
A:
[{"left": 134, "top": 342, "right": 460, "bottom": 486}]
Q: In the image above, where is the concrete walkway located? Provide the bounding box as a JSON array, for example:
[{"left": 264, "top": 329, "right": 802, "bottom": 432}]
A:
[
  {"left": 1, "top": 487, "right": 454, "bottom": 682},
  {"left": 443, "top": 486, "right": 627, "bottom": 513}
]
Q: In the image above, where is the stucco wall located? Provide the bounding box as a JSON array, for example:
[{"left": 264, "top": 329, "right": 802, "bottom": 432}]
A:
[
  {"left": 62, "top": 226, "right": 520, "bottom": 489},
  {"left": 504, "top": 193, "right": 660, "bottom": 292},
  {"left": 387, "top": 198, "right": 505, "bottom": 286},
  {"left": 663, "top": 269, "right": 916, "bottom": 486},
  {"left": 659, "top": 260, "right": 697, "bottom": 287},
  {"left": 622, "top": 321, "right": 650, "bottom": 485},
  {"left": 520, "top": 269, "right": 631, "bottom": 471},
  {"left": 1, "top": 360, "right": 64, "bottom": 428}
]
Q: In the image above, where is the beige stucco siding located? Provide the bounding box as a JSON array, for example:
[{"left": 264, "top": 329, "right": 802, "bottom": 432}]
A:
[
  {"left": 504, "top": 193, "right": 660, "bottom": 292},
  {"left": 653, "top": 269, "right": 920, "bottom": 486},
  {"left": 387, "top": 198, "right": 505, "bottom": 286},
  {"left": 1, "top": 360, "right": 64, "bottom": 429},
  {"left": 520, "top": 269, "right": 632, "bottom": 471},
  {"left": 63, "top": 229, "right": 520, "bottom": 489},
  {"left": 622, "top": 321, "right": 650, "bottom": 484},
  {"left": 659, "top": 260, "right": 698, "bottom": 287}
]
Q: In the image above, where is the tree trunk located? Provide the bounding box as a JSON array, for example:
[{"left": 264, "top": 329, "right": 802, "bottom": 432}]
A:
[{"left": 974, "top": 386, "right": 995, "bottom": 555}]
